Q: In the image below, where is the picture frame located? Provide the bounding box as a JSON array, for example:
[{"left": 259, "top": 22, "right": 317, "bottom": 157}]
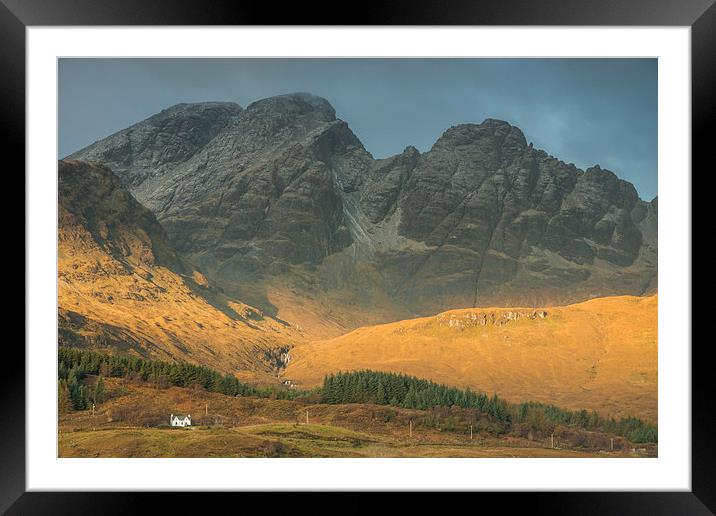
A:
[{"left": 5, "top": 0, "right": 708, "bottom": 511}]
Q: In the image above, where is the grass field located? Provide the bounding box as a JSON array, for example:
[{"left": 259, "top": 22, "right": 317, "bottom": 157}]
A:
[
  {"left": 60, "top": 424, "right": 650, "bottom": 458},
  {"left": 58, "top": 378, "right": 656, "bottom": 458}
]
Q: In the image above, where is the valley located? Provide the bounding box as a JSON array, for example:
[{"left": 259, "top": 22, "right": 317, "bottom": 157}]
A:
[{"left": 57, "top": 92, "right": 659, "bottom": 457}]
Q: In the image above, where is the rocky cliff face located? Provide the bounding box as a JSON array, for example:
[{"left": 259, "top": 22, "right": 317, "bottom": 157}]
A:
[
  {"left": 69, "top": 93, "right": 657, "bottom": 335},
  {"left": 72, "top": 102, "right": 243, "bottom": 189}
]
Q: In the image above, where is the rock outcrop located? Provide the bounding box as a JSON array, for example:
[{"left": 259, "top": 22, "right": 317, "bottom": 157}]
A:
[
  {"left": 436, "top": 309, "right": 548, "bottom": 329},
  {"left": 69, "top": 93, "right": 657, "bottom": 335}
]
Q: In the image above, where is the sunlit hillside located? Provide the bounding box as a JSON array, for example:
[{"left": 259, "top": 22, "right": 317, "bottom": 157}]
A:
[
  {"left": 58, "top": 160, "right": 302, "bottom": 382},
  {"left": 285, "top": 295, "right": 657, "bottom": 421}
]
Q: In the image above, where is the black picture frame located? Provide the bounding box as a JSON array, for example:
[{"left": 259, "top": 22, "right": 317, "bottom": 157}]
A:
[{"left": 4, "top": 0, "right": 708, "bottom": 512}]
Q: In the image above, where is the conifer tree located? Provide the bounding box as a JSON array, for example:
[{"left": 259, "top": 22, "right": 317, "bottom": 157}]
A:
[
  {"left": 58, "top": 379, "right": 72, "bottom": 413},
  {"left": 93, "top": 376, "right": 105, "bottom": 404}
]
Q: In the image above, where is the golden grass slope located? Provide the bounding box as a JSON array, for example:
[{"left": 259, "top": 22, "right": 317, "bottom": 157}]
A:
[
  {"left": 58, "top": 160, "right": 303, "bottom": 381},
  {"left": 285, "top": 295, "right": 657, "bottom": 421}
]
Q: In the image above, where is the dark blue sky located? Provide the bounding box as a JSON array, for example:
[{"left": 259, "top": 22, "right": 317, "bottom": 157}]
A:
[{"left": 59, "top": 58, "right": 657, "bottom": 200}]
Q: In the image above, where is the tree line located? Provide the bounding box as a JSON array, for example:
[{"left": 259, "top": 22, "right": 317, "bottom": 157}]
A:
[
  {"left": 58, "top": 364, "right": 104, "bottom": 411},
  {"left": 58, "top": 348, "right": 311, "bottom": 407},
  {"left": 321, "top": 370, "right": 509, "bottom": 422},
  {"left": 321, "top": 370, "right": 657, "bottom": 443},
  {"left": 58, "top": 349, "right": 656, "bottom": 443},
  {"left": 512, "top": 401, "right": 658, "bottom": 444}
]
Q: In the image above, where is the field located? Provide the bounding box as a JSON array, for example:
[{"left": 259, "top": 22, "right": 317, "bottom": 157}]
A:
[
  {"left": 59, "top": 378, "right": 656, "bottom": 458},
  {"left": 60, "top": 425, "right": 649, "bottom": 458}
]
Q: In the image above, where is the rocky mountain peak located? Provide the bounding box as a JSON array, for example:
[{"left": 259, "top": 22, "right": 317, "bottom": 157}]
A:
[
  {"left": 68, "top": 94, "right": 657, "bottom": 334},
  {"left": 137, "top": 101, "right": 244, "bottom": 137},
  {"left": 581, "top": 165, "right": 640, "bottom": 210},
  {"left": 401, "top": 145, "right": 421, "bottom": 158},
  {"left": 66, "top": 100, "right": 243, "bottom": 188},
  {"left": 154, "top": 100, "right": 243, "bottom": 117},
  {"left": 246, "top": 92, "right": 336, "bottom": 122},
  {"left": 432, "top": 119, "right": 528, "bottom": 155}
]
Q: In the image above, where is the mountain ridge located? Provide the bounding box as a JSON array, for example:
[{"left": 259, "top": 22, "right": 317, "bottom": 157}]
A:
[{"left": 69, "top": 92, "right": 657, "bottom": 337}]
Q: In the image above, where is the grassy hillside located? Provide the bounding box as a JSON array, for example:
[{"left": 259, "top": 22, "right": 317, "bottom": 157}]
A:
[
  {"left": 286, "top": 295, "right": 657, "bottom": 421},
  {"left": 58, "top": 160, "right": 303, "bottom": 382}
]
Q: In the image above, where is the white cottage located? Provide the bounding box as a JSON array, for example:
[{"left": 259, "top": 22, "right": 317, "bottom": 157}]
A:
[{"left": 170, "top": 413, "right": 191, "bottom": 427}]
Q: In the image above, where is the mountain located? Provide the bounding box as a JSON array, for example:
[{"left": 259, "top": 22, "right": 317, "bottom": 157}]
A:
[
  {"left": 69, "top": 92, "right": 658, "bottom": 337},
  {"left": 285, "top": 295, "right": 658, "bottom": 421},
  {"left": 58, "top": 159, "right": 301, "bottom": 380}
]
